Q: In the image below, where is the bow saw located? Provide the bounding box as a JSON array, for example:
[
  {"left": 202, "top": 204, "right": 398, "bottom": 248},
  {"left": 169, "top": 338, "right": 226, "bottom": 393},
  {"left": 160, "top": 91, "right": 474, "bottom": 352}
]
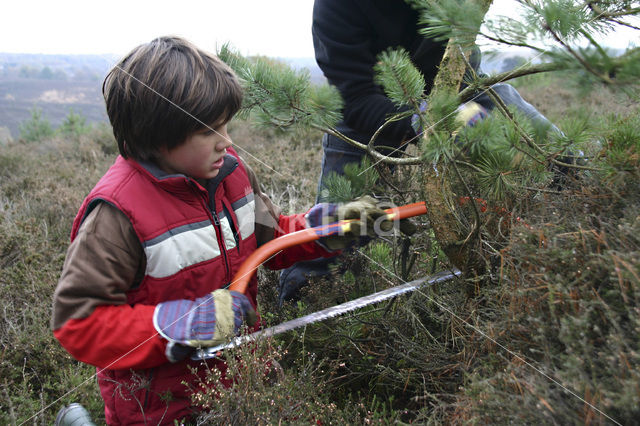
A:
[{"left": 193, "top": 201, "right": 460, "bottom": 360}]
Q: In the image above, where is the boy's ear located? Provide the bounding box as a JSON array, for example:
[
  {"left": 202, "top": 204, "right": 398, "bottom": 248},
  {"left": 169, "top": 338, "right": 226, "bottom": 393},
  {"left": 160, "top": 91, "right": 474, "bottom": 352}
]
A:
[
  {"left": 155, "top": 146, "right": 171, "bottom": 158},
  {"left": 146, "top": 148, "right": 168, "bottom": 167}
]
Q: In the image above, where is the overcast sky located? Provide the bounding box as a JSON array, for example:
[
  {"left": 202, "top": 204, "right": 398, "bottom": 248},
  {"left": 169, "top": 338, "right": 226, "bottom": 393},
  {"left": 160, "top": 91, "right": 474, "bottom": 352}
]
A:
[
  {"left": 1, "top": 0, "right": 637, "bottom": 58},
  {"left": 2, "top": 0, "right": 316, "bottom": 57}
]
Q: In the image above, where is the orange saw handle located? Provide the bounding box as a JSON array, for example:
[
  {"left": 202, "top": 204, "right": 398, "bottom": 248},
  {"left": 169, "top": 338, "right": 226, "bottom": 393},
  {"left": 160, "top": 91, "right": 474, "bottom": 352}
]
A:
[{"left": 228, "top": 201, "right": 428, "bottom": 294}]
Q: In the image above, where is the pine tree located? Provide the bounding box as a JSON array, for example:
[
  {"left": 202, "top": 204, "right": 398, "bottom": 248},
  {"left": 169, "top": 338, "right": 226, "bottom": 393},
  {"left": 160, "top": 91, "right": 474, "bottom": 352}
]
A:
[{"left": 219, "top": 0, "right": 639, "bottom": 272}]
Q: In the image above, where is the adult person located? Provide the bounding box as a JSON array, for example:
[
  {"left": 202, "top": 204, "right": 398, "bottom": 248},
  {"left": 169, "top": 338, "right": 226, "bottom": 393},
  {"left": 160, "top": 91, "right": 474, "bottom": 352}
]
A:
[{"left": 278, "top": 0, "right": 557, "bottom": 303}]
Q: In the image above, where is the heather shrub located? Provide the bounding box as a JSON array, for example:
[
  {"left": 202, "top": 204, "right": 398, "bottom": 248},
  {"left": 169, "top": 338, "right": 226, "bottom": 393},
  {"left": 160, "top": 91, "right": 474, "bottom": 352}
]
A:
[{"left": 1, "top": 72, "right": 638, "bottom": 424}]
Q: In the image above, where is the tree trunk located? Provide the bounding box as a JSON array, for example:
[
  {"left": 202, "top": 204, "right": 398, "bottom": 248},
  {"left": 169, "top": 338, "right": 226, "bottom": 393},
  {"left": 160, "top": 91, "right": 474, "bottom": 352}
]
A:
[{"left": 422, "top": 0, "right": 493, "bottom": 272}]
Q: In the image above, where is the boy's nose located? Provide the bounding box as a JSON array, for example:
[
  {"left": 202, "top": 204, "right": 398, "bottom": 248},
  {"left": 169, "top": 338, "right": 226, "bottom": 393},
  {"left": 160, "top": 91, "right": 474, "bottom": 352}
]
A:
[{"left": 217, "top": 135, "right": 232, "bottom": 150}]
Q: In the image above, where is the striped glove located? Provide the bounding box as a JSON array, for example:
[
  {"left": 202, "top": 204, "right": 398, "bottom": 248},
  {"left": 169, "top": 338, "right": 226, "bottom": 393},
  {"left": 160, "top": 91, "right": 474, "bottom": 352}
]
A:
[{"left": 153, "top": 289, "right": 257, "bottom": 361}]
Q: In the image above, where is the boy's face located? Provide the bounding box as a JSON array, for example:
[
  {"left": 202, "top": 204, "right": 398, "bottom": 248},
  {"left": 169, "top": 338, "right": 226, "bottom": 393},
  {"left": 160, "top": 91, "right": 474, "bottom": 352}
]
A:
[{"left": 156, "top": 123, "right": 232, "bottom": 180}]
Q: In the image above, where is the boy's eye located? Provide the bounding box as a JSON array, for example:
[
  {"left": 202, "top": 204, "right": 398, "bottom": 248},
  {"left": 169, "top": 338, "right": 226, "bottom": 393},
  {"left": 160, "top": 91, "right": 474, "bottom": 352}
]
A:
[{"left": 202, "top": 129, "right": 215, "bottom": 136}]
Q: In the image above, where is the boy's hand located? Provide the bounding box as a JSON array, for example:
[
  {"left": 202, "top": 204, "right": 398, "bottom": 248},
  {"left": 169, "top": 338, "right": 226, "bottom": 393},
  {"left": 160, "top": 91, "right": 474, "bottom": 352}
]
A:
[{"left": 153, "top": 289, "right": 257, "bottom": 359}]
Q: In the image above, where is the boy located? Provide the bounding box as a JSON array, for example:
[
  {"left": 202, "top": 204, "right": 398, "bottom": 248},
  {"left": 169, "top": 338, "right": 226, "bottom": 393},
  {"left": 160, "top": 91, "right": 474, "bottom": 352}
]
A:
[{"left": 52, "top": 36, "right": 392, "bottom": 424}]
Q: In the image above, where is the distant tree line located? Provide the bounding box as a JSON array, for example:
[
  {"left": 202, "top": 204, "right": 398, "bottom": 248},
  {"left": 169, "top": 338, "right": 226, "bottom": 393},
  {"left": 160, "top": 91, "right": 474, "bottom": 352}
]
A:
[
  {"left": 1, "top": 64, "right": 102, "bottom": 81},
  {"left": 18, "top": 107, "right": 90, "bottom": 142}
]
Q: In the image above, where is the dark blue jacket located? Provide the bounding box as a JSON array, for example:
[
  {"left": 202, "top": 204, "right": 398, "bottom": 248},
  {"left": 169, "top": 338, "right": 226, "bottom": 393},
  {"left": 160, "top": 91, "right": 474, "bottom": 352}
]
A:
[
  {"left": 312, "top": 0, "right": 447, "bottom": 146},
  {"left": 312, "top": 0, "right": 555, "bottom": 147}
]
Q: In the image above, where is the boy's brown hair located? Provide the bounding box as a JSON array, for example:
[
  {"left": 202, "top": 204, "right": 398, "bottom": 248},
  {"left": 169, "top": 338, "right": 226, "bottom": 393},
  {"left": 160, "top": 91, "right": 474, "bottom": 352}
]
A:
[{"left": 103, "top": 36, "right": 243, "bottom": 161}]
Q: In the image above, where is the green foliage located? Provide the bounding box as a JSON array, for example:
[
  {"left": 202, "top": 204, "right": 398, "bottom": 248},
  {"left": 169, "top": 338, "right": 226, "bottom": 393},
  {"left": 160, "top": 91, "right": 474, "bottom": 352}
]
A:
[
  {"left": 420, "top": 130, "right": 456, "bottom": 165},
  {"left": 90, "top": 122, "right": 119, "bottom": 156},
  {"left": 218, "top": 44, "right": 343, "bottom": 132},
  {"left": 307, "top": 83, "right": 344, "bottom": 129},
  {"left": 18, "top": 106, "right": 54, "bottom": 142},
  {"left": 456, "top": 110, "right": 553, "bottom": 201},
  {"left": 58, "top": 108, "right": 89, "bottom": 138},
  {"left": 364, "top": 241, "right": 393, "bottom": 273},
  {"left": 475, "top": 151, "right": 516, "bottom": 201},
  {"left": 418, "top": 90, "right": 460, "bottom": 164},
  {"left": 616, "top": 47, "right": 640, "bottom": 84},
  {"left": 16, "top": 65, "right": 67, "bottom": 80},
  {"left": 320, "top": 156, "right": 380, "bottom": 203},
  {"left": 524, "top": 0, "right": 598, "bottom": 42},
  {"left": 556, "top": 44, "right": 640, "bottom": 96},
  {"left": 374, "top": 48, "right": 425, "bottom": 108},
  {"left": 40, "top": 66, "right": 54, "bottom": 79},
  {"left": 427, "top": 89, "right": 461, "bottom": 134},
  {"left": 600, "top": 111, "right": 640, "bottom": 179},
  {"left": 551, "top": 114, "right": 592, "bottom": 148},
  {"left": 416, "top": 0, "right": 488, "bottom": 45}
]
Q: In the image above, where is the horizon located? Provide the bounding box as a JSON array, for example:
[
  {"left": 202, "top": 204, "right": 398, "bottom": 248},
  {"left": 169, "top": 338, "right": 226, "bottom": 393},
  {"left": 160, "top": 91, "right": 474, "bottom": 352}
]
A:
[{"left": 0, "top": 42, "right": 631, "bottom": 64}]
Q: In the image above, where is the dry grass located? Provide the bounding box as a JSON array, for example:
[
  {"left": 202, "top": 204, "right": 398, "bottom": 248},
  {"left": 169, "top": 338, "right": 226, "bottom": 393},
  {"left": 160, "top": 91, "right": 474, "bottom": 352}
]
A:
[{"left": 228, "top": 122, "right": 323, "bottom": 213}]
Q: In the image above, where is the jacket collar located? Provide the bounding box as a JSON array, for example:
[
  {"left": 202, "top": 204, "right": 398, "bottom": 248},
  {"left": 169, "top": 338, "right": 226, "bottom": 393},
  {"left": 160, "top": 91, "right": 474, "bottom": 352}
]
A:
[{"left": 124, "top": 153, "right": 239, "bottom": 198}]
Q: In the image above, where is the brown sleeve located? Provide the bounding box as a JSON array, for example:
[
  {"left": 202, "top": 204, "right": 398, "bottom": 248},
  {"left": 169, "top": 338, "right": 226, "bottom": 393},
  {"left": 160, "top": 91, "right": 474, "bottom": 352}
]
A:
[
  {"left": 241, "top": 158, "right": 283, "bottom": 247},
  {"left": 51, "top": 202, "right": 145, "bottom": 330}
]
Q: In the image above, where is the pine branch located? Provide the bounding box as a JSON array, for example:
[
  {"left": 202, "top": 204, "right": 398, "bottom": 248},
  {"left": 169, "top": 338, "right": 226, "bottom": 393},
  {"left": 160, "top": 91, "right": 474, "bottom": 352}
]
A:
[
  {"left": 586, "top": 2, "right": 640, "bottom": 19},
  {"left": 458, "top": 51, "right": 552, "bottom": 166},
  {"left": 545, "top": 23, "right": 614, "bottom": 84},
  {"left": 476, "top": 29, "right": 547, "bottom": 52},
  {"left": 458, "top": 62, "right": 565, "bottom": 102},
  {"left": 368, "top": 112, "right": 409, "bottom": 149},
  {"left": 325, "top": 127, "right": 423, "bottom": 166},
  {"left": 580, "top": 29, "right": 610, "bottom": 60},
  {"left": 585, "top": 1, "right": 640, "bottom": 34},
  {"left": 611, "top": 18, "right": 640, "bottom": 30},
  {"left": 374, "top": 49, "right": 425, "bottom": 107},
  {"left": 483, "top": 83, "right": 602, "bottom": 172}
]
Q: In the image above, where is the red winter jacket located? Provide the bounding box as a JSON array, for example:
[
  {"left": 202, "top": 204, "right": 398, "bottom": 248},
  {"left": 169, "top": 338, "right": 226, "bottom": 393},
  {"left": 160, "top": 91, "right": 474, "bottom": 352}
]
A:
[{"left": 53, "top": 148, "right": 333, "bottom": 424}]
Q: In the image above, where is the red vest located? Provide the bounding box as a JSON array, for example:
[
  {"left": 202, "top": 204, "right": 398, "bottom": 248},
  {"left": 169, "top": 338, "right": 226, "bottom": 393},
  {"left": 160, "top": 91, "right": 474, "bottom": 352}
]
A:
[
  {"left": 71, "top": 148, "right": 259, "bottom": 424},
  {"left": 72, "top": 150, "right": 259, "bottom": 305}
]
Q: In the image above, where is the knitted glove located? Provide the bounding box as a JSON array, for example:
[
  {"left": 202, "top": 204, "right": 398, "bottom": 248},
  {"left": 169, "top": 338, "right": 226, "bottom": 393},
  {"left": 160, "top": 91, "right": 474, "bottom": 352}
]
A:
[
  {"left": 153, "top": 289, "right": 257, "bottom": 361},
  {"left": 307, "top": 196, "right": 416, "bottom": 251}
]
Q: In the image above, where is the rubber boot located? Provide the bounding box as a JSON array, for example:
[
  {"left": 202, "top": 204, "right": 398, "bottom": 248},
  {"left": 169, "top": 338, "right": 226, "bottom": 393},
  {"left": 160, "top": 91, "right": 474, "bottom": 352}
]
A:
[{"left": 54, "top": 403, "right": 96, "bottom": 426}]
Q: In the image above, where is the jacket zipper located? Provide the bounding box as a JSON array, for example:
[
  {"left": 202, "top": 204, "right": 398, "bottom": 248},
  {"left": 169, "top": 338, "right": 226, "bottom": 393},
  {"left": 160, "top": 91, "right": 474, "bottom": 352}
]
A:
[
  {"left": 211, "top": 209, "right": 232, "bottom": 285},
  {"left": 222, "top": 202, "right": 241, "bottom": 254},
  {"left": 188, "top": 178, "right": 233, "bottom": 286},
  {"left": 188, "top": 156, "right": 239, "bottom": 287}
]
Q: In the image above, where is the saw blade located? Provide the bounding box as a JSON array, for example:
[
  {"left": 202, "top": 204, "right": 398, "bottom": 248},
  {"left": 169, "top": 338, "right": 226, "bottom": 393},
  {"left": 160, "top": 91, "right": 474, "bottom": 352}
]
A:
[{"left": 193, "top": 269, "right": 460, "bottom": 360}]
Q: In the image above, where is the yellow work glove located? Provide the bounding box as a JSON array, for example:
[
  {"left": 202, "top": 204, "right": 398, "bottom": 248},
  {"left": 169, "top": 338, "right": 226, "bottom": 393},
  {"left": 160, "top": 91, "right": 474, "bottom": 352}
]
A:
[{"left": 308, "top": 196, "right": 416, "bottom": 251}]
